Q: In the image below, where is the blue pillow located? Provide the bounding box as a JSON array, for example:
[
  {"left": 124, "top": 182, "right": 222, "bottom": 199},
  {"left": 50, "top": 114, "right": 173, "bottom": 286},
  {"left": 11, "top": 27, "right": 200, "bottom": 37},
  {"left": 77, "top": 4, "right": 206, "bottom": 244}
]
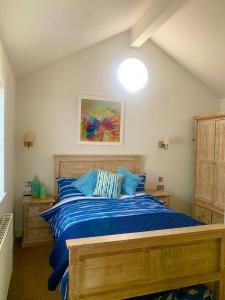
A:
[
  {"left": 93, "top": 169, "right": 123, "bottom": 199},
  {"left": 136, "top": 174, "right": 146, "bottom": 193},
  {"left": 118, "top": 167, "right": 142, "bottom": 195},
  {"left": 71, "top": 170, "right": 97, "bottom": 196},
  {"left": 57, "top": 178, "right": 84, "bottom": 200}
]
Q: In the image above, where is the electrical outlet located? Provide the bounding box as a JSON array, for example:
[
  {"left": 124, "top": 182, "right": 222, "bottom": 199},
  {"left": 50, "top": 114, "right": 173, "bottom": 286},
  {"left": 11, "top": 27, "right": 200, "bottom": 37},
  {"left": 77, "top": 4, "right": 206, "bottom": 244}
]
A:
[{"left": 156, "top": 184, "right": 164, "bottom": 191}]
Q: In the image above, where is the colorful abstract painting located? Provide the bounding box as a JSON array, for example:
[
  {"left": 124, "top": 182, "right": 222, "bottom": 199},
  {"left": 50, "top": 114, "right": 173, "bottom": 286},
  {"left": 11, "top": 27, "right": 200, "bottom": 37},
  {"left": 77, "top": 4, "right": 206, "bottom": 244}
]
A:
[{"left": 78, "top": 96, "right": 124, "bottom": 145}]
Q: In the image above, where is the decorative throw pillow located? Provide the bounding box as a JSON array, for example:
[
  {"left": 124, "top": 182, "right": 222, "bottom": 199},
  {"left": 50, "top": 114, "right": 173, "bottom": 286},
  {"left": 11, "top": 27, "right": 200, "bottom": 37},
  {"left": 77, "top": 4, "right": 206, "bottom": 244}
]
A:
[
  {"left": 135, "top": 174, "right": 146, "bottom": 193},
  {"left": 71, "top": 170, "right": 97, "bottom": 196},
  {"left": 93, "top": 169, "right": 123, "bottom": 199},
  {"left": 57, "top": 178, "right": 84, "bottom": 200},
  {"left": 180, "top": 284, "right": 213, "bottom": 300},
  {"left": 118, "top": 167, "right": 142, "bottom": 195}
]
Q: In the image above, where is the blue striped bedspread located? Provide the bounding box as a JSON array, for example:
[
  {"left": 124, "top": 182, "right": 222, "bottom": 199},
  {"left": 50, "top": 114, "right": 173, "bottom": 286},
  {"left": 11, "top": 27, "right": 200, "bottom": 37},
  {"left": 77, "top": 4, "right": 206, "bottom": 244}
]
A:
[{"left": 41, "top": 193, "right": 202, "bottom": 299}]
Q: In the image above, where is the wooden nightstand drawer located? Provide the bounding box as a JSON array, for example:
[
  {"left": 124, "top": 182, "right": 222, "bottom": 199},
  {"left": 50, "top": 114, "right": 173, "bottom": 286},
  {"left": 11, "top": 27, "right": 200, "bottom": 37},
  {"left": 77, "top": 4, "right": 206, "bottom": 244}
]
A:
[
  {"left": 22, "top": 195, "right": 55, "bottom": 247},
  {"left": 28, "top": 204, "right": 50, "bottom": 217},
  {"left": 157, "top": 196, "right": 170, "bottom": 207},
  {"left": 212, "top": 211, "right": 224, "bottom": 224},
  {"left": 28, "top": 217, "right": 48, "bottom": 229},
  {"left": 194, "top": 205, "right": 211, "bottom": 224},
  {"left": 147, "top": 190, "right": 171, "bottom": 208},
  {"left": 28, "top": 228, "right": 49, "bottom": 241}
]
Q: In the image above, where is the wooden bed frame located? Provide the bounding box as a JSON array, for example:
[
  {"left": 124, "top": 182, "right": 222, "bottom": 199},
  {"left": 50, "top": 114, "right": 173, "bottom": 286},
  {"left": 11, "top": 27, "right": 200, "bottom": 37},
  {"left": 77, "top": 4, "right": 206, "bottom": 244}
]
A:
[{"left": 54, "top": 155, "right": 225, "bottom": 300}]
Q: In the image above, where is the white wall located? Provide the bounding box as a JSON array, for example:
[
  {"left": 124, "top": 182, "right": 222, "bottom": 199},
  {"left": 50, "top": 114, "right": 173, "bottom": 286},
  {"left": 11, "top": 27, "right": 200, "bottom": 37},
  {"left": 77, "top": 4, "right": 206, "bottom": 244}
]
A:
[
  {"left": 0, "top": 40, "right": 16, "bottom": 221},
  {"left": 15, "top": 32, "right": 219, "bottom": 234},
  {"left": 220, "top": 98, "right": 225, "bottom": 111}
]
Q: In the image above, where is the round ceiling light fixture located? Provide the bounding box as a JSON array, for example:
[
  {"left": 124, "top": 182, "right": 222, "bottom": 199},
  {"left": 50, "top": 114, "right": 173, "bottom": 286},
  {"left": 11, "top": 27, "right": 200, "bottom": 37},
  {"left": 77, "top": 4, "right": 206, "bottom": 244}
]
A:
[{"left": 118, "top": 58, "right": 148, "bottom": 92}]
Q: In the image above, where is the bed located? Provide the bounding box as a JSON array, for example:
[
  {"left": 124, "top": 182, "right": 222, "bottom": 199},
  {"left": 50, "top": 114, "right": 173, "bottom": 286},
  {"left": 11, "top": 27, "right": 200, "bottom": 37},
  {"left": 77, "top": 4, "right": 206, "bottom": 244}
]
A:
[{"left": 43, "top": 155, "right": 225, "bottom": 300}]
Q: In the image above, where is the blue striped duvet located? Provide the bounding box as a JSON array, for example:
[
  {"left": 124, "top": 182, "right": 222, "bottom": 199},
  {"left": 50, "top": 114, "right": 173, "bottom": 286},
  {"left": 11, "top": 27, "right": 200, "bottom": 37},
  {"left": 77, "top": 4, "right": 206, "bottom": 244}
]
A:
[{"left": 41, "top": 193, "right": 202, "bottom": 299}]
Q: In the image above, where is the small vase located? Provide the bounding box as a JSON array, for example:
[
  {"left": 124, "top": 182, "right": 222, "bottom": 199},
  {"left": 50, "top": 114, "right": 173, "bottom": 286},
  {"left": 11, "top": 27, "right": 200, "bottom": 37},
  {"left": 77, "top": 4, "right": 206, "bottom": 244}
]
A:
[
  {"left": 31, "top": 176, "right": 41, "bottom": 198},
  {"left": 40, "top": 184, "right": 47, "bottom": 199}
]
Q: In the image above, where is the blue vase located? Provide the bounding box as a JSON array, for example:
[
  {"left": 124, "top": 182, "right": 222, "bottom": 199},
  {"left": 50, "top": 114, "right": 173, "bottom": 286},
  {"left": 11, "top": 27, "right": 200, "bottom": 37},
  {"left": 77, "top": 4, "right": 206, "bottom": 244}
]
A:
[{"left": 31, "top": 176, "right": 40, "bottom": 198}]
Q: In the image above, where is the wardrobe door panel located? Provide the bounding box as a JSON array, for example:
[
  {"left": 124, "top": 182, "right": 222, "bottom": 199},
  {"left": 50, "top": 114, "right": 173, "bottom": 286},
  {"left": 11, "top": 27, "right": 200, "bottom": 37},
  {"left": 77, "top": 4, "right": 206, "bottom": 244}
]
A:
[
  {"left": 213, "top": 119, "right": 225, "bottom": 210},
  {"left": 195, "top": 120, "right": 215, "bottom": 204},
  {"left": 195, "top": 162, "right": 214, "bottom": 203}
]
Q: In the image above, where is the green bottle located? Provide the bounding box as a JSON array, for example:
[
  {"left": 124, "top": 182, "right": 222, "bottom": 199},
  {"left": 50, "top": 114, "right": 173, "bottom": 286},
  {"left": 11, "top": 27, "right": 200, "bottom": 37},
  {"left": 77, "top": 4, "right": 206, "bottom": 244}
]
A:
[
  {"left": 31, "top": 176, "right": 41, "bottom": 198},
  {"left": 40, "top": 183, "right": 47, "bottom": 199}
]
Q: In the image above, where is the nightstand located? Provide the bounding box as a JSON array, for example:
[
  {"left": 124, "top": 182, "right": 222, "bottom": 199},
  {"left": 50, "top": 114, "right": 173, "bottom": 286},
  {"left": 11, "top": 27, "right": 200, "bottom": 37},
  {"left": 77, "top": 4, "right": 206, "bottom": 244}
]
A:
[
  {"left": 22, "top": 195, "right": 55, "bottom": 247},
  {"left": 147, "top": 190, "right": 171, "bottom": 208}
]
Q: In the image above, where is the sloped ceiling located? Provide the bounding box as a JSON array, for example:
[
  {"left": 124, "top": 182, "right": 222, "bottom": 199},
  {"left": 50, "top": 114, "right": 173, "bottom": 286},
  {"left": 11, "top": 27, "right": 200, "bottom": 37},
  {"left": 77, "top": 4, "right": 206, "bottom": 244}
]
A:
[
  {"left": 0, "top": 0, "right": 224, "bottom": 98},
  {"left": 0, "top": 0, "right": 150, "bottom": 77},
  {"left": 151, "top": 0, "right": 225, "bottom": 97}
]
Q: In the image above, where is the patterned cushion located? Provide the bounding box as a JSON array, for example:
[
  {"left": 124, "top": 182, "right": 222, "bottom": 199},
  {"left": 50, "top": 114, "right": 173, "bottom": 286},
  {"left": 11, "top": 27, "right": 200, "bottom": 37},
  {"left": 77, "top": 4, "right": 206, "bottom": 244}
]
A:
[
  {"left": 118, "top": 167, "right": 142, "bottom": 195},
  {"left": 136, "top": 174, "right": 146, "bottom": 193},
  {"left": 129, "top": 284, "right": 213, "bottom": 300},
  {"left": 57, "top": 178, "right": 84, "bottom": 200},
  {"left": 71, "top": 170, "right": 97, "bottom": 196},
  {"left": 181, "top": 284, "right": 213, "bottom": 300},
  {"left": 93, "top": 169, "right": 123, "bottom": 199},
  {"left": 129, "top": 289, "right": 180, "bottom": 299}
]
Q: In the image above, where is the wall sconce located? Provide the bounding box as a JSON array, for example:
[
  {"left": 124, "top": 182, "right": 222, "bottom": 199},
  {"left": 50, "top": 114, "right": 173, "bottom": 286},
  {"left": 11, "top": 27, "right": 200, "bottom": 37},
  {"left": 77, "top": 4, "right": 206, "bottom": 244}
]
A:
[
  {"left": 23, "top": 133, "right": 34, "bottom": 148},
  {"left": 158, "top": 138, "right": 170, "bottom": 150}
]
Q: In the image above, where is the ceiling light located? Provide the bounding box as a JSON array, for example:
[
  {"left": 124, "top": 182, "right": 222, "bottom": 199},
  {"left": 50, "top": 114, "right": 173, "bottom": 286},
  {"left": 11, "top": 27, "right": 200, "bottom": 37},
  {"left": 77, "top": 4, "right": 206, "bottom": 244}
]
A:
[{"left": 118, "top": 58, "right": 148, "bottom": 92}]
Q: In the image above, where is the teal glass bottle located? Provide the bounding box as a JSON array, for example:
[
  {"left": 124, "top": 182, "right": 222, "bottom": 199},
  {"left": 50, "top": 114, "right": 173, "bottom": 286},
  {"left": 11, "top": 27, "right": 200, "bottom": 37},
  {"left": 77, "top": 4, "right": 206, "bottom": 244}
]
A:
[
  {"left": 31, "top": 176, "right": 41, "bottom": 198},
  {"left": 40, "top": 183, "right": 47, "bottom": 199}
]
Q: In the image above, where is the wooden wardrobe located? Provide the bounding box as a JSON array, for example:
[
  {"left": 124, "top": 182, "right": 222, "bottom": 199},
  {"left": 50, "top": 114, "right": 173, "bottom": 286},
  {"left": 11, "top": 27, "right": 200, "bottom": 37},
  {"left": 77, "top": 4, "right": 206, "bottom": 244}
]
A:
[{"left": 193, "top": 112, "right": 225, "bottom": 224}]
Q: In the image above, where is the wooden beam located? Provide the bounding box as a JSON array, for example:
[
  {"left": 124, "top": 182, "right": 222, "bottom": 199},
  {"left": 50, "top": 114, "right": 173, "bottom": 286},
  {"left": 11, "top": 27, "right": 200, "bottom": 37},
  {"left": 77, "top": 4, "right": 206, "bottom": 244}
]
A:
[{"left": 131, "top": 0, "right": 189, "bottom": 48}]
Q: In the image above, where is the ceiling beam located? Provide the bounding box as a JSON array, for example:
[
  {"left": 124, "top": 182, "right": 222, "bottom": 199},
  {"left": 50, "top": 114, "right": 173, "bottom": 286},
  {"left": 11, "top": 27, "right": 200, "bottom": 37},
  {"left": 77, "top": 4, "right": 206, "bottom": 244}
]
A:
[{"left": 131, "top": 0, "right": 189, "bottom": 48}]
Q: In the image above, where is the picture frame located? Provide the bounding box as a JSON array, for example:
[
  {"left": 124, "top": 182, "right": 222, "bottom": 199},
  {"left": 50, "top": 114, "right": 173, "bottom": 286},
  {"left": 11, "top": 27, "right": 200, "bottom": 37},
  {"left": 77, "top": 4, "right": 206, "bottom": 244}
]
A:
[{"left": 77, "top": 95, "right": 124, "bottom": 145}]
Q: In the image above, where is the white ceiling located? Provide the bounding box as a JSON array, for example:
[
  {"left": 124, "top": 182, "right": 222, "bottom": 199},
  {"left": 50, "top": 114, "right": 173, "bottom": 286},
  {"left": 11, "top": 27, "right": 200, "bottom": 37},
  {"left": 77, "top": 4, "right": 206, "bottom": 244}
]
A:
[
  {"left": 151, "top": 0, "right": 225, "bottom": 97},
  {"left": 0, "top": 0, "right": 224, "bottom": 98},
  {"left": 0, "top": 0, "right": 150, "bottom": 77}
]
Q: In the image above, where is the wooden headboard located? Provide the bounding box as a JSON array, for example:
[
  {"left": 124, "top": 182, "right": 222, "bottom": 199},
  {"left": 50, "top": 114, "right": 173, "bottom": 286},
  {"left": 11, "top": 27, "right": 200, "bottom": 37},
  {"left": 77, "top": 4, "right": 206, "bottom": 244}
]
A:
[{"left": 54, "top": 155, "right": 143, "bottom": 199}]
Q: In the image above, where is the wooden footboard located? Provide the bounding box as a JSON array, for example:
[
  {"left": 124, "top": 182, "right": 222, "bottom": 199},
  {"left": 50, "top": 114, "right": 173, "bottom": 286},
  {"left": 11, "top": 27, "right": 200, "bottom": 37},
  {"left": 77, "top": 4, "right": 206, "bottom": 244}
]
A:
[{"left": 66, "top": 224, "right": 225, "bottom": 300}]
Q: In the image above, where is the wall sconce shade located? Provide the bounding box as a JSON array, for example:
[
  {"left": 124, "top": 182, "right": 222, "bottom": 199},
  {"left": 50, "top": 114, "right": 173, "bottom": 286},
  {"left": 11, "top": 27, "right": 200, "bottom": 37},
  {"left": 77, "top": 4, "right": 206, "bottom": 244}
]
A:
[
  {"left": 23, "top": 133, "right": 34, "bottom": 148},
  {"left": 158, "top": 138, "right": 170, "bottom": 150}
]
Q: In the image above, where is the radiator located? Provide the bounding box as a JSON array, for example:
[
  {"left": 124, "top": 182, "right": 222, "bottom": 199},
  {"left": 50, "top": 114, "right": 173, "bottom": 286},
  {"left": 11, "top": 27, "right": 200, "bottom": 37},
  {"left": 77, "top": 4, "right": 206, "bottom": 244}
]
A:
[{"left": 0, "top": 213, "right": 13, "bottom": 300}]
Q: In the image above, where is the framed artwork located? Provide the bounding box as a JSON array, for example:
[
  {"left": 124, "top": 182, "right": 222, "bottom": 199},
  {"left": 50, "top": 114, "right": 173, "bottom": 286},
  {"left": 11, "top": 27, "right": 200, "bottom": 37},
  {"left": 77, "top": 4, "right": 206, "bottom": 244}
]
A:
[{"left": 77, "top": 95, "right": 124, "bottom": 145}]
